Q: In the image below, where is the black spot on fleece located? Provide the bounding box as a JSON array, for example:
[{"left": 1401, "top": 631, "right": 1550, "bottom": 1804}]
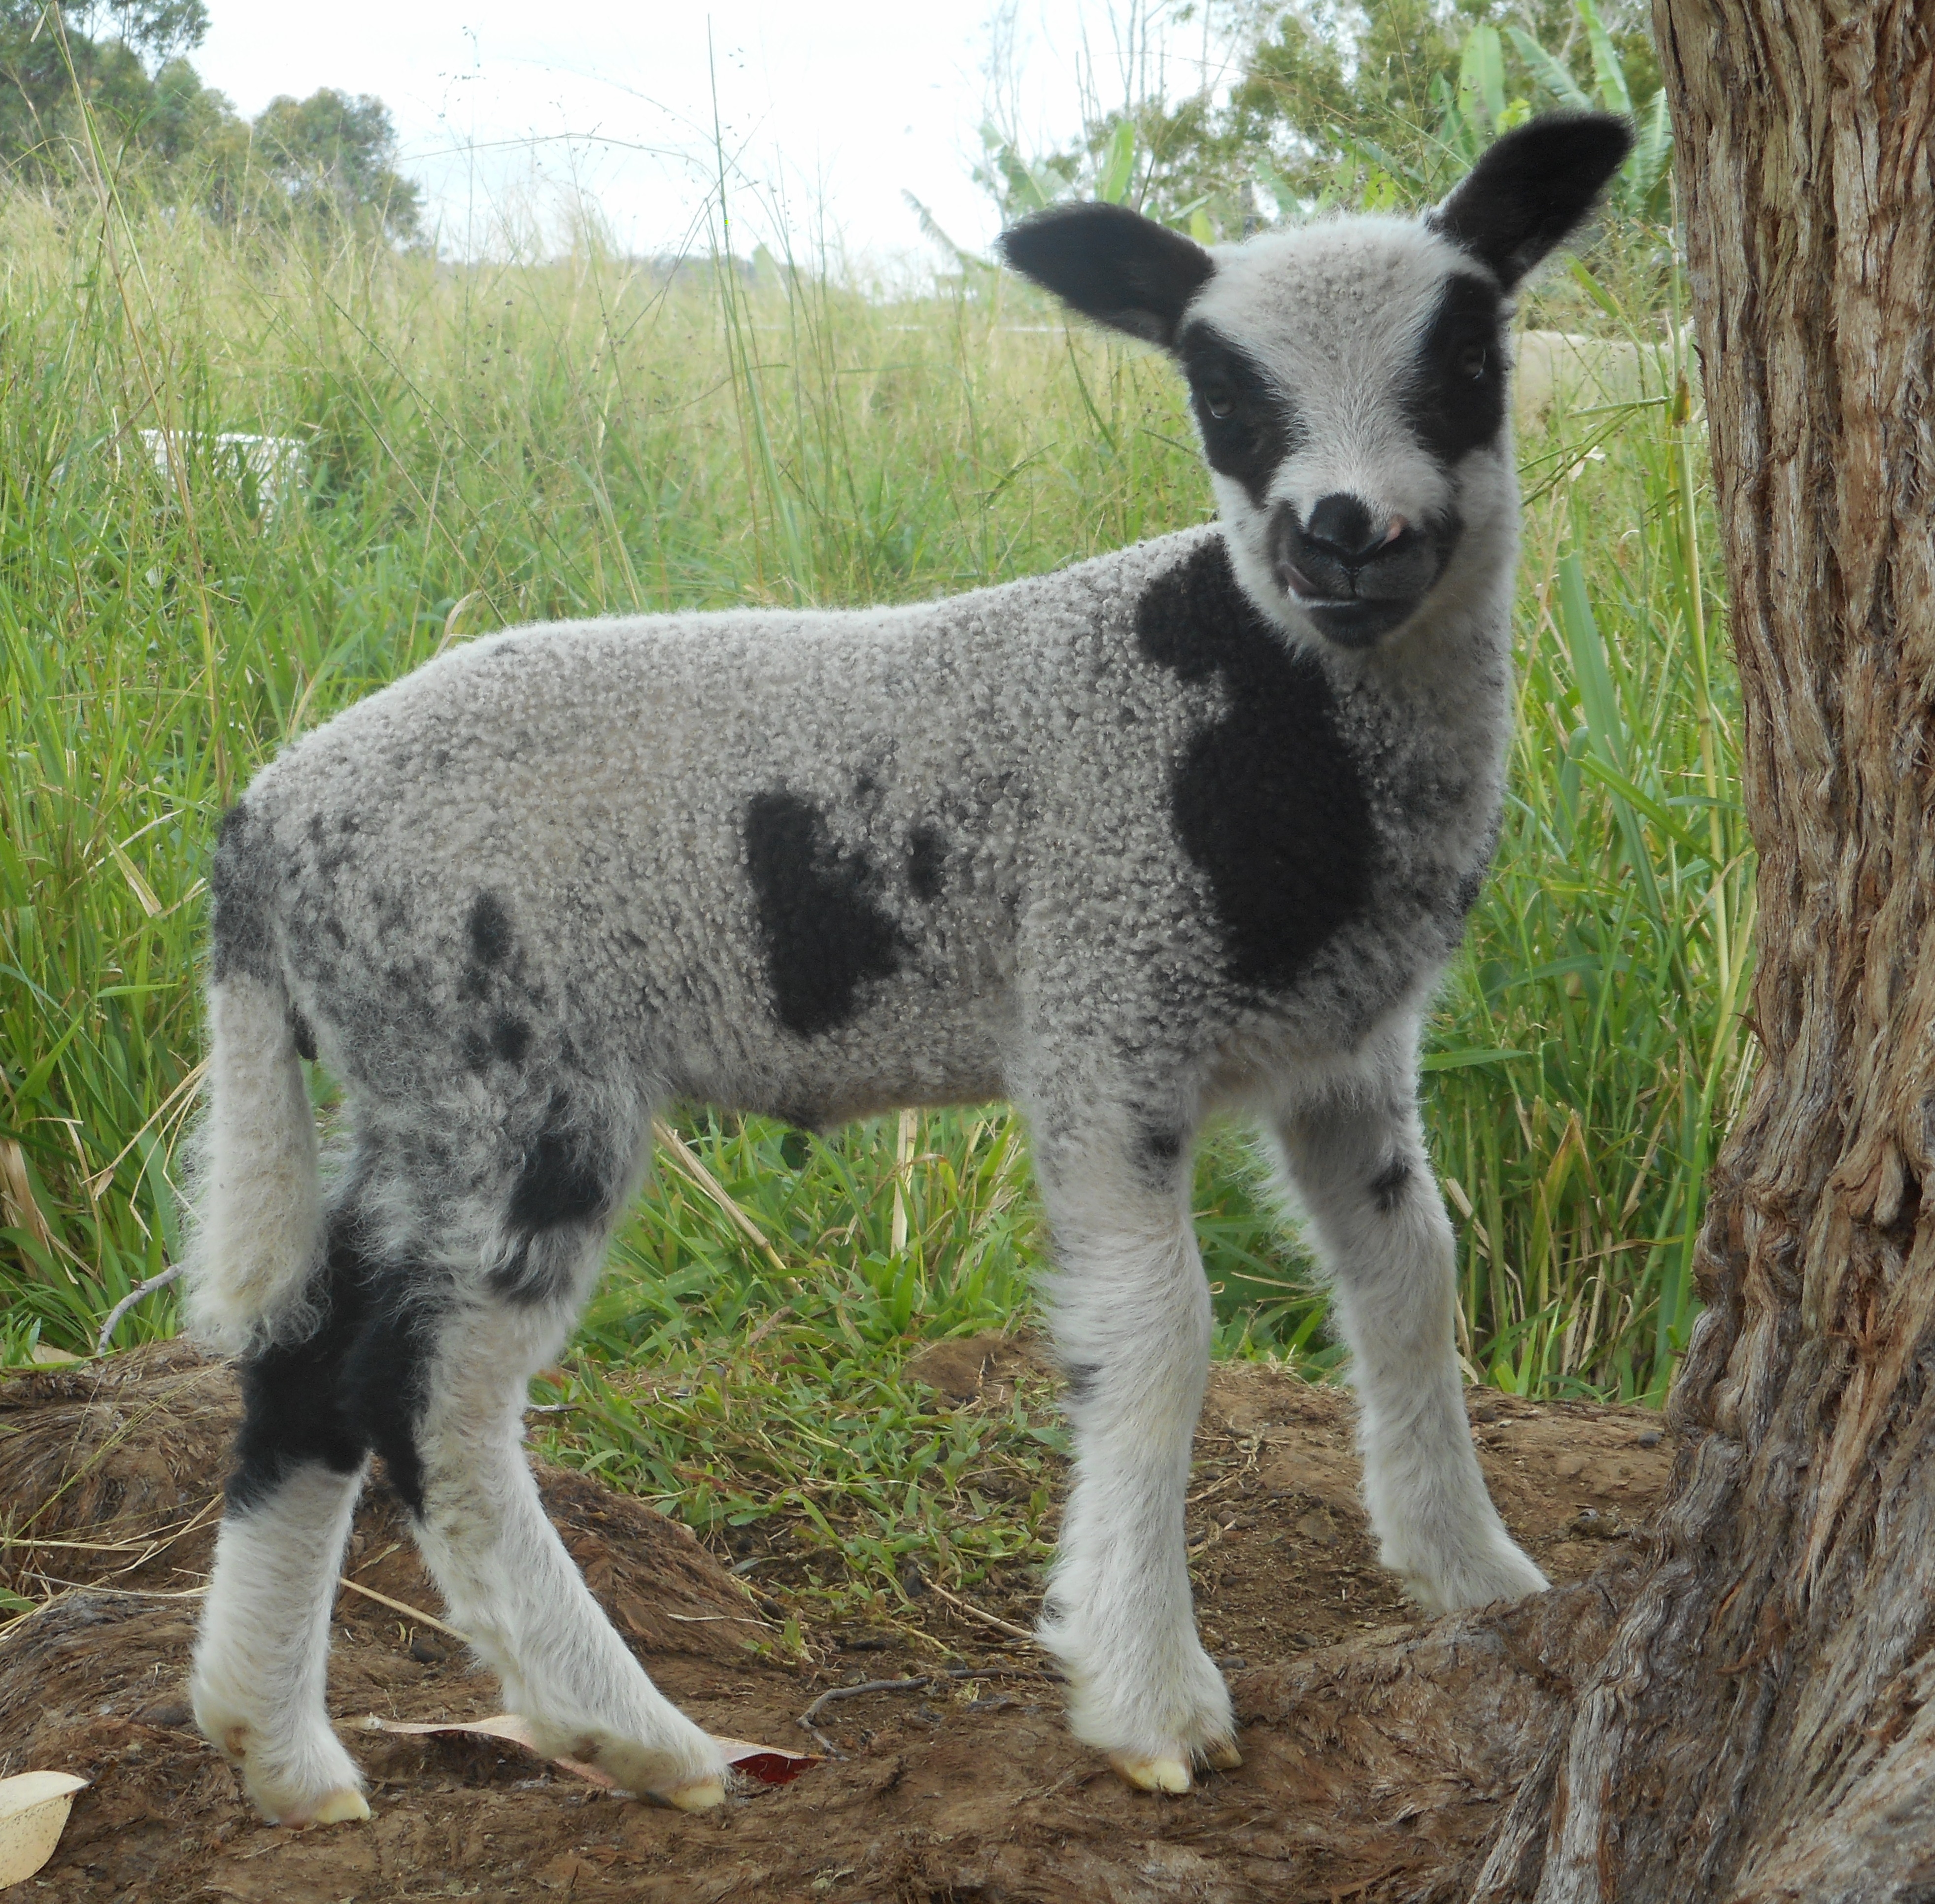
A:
[
  {"left": 1137, "top": 540, "right": 1374, "bottom": 994},
  {"left": 745, "top": 790, "right": 907, "bottom": 1036}
]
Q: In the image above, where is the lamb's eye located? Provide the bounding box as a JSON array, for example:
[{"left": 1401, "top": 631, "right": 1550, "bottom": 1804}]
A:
[
  {"left": 1457, "top": 341, "right": 1489, "bottom": 379},
  {"left": 1203, "top": 392, "right": 1236, "bottom": 421}
]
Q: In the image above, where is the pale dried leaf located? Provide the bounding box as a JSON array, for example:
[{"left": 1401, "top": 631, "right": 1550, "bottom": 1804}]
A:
[{"left": 0, "top": 1770, "right": 88, "bottom": 1886}]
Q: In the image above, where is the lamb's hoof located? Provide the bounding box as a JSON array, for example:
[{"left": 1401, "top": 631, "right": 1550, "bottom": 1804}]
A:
[
  {"left": 1203, "top": 1739, "right": 1243, "bottom": 1771},
  {"left": 301, "top": 1788, "right": 373, "bottom": 1826},
  {"left": 664, "top": 1773, "right": 726, "bottom": 1813},
  {"left": 1110, "top": 1753, "right": 1192, "bottom": 1795}
]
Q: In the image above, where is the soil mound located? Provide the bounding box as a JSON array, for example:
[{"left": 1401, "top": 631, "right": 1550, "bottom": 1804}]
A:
[{"left": 0, "top": 1342, "right": 1669, "bottom": 1902}]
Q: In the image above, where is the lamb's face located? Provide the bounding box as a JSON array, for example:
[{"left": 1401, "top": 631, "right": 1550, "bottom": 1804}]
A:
[
  {"left": 999, "top": 113, "right": 1634, "bottom": 654},
  {"left": 1178, "top": 221, "right": 1511, "bottom": 649}
]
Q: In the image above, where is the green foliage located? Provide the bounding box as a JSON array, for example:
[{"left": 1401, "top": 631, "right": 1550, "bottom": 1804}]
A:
[
  {"left": 0, "top": 0, "right": 204, "bottom": 175},
  {"left": 979, "top": 1, "right": 1669, "bottom": 240}
]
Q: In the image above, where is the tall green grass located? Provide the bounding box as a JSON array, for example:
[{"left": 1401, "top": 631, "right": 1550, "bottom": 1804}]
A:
[{"left": 0, "top": 180, "right": 1743, "bottom": 1442}]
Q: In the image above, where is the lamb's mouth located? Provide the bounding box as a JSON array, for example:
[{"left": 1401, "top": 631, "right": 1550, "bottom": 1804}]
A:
[
  {"left": 1270, "top": 503, "right": 1461, "bottom": 650},
  {"left": 1288, "top": 591, "right": 1423, "bottom": 647}
]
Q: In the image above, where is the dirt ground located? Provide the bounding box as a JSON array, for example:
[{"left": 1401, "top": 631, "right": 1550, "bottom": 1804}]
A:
[{"left": 0, "top": 1341, "right": 1670, "bottom": 1903}]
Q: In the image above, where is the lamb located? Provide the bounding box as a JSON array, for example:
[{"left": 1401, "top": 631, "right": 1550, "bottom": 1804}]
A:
[{"left": 183, "top": 111, "right": 1634, "bottom": 1824}]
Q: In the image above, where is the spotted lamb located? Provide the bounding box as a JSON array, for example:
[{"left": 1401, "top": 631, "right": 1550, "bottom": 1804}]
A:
[{"left": 184, "top": 112, "right": 1635, "bottom": 1824}]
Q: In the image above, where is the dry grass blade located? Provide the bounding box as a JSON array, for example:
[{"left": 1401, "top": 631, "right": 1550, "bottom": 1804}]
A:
[
  {"left": 650, "top": 1117, "right": 792, "bottom": 1278},
  {"left": 925, "top": 1579, "right": 1036, "bottom": 1643},
  {"left": 334, "top": 1575, "right": 470, "bottom": 1645}
]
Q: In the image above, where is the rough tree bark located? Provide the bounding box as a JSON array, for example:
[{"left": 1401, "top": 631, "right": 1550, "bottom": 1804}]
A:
[{"left": 1468, "top": 5, "right": 1935, "bottom": 1899}]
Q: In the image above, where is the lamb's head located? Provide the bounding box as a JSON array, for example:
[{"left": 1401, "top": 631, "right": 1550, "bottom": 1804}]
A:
[{"left": 999, "top": 113, "right": 1633, "bottom": 652}]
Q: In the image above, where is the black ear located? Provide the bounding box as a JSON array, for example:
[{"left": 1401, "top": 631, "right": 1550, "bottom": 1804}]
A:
[
  {"left": 998, "top": 202, "right": 1214, "bottom": 349},
  {"left": 1429, "top": 113, "right": 1634, "bottom": 288}
]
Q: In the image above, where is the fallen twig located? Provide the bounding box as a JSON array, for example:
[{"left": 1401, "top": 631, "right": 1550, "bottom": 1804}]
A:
[
  {"left": 792, "top": 1663, "right": 1061, "bottom": 1758},
  {"left": 925, "top": 1578, "right": 1036, "bottom": 1643},
  {"left": 795, "top": 1716, "right": 847, "bottom": 1760},
  {"left": 795, "top": 1673, "right": 945, "bottom": 1758},
  {"left": 799, "top": 1675, "right": 933, "bottom": 1728},
  {"left": 94, "top": 1264, "right": 183, "bottom": 1357},
  {"left": 937, "top": 1662, "right": 1063, "bottom": 1683}
]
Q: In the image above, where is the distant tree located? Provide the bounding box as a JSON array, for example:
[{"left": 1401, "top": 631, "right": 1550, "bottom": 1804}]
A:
[
  {"left": 244, "top": 88, "right": 421, "bottom": 242},
  {"left": 140, "top": 51, "right": 228, "bottom": 164},
  {"left": 187, "top": 86, "right": 422, "bottom": 243},
  {"left": 0, "top": 0, "right": 206, "bottom": 173},
  {"left": 0, "top": 5, "right": 421, "bottom": 247},
  {"left": 0, "top": 0, "right": 208, "bottom": 174}
]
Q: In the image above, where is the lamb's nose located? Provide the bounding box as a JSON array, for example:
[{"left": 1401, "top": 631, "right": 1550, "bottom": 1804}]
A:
[{"left": 1303, "top": 494, "right": 1404, "bottom": 565}]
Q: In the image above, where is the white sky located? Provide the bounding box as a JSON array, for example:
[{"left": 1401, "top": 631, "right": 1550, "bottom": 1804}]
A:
[{"left": 191, "top": 2, "right": 1232, "bottom": 271}]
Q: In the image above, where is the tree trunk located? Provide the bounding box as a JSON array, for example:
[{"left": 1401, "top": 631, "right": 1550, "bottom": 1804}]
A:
[{"left": 1470, "top": 5, "right": 1935, "bottom": 1899}]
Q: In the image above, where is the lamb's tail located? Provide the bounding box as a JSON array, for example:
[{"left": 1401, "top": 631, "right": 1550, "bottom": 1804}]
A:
[{"left": 181, "top": 804, "right": 324, "bottom": 1360}]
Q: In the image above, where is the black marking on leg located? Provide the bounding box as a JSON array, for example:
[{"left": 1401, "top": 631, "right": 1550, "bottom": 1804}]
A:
[
  {"left": 1369, "top": 1156, "right": 1413, "bottom": 1215},
  {"left": 1064, "top": 1361, "right": 1101, "bottom": 1404},
  {"left": 509, "top": 1094, "right": 610, "bottom": 1234},
  {"left": 1137, "top": 541, "right": 1373, "bottom": 992},
  {"left": 227, "top": 1293, "right": 367, "bottom": 1516},
  {"left": 338, "top": 1268, "right": 435, "bottom": 1516},
  {"left": 226, "top": 1215, "right": 435, "bottom": 1519},
  {"left": 745, "top": 790, "right": 907, "bottom": 1037},
  {"left": 491, "top": 1235, "right": 590, "bottom": 1309},
  {"left": 908, "top": 825, "right": 948, "bottom": 902},
  {"left": 496, "top": 1094, "right": 612, "bottom": 1307},
  {"left": 1452, "top": 813, "right": 1501, "bottom": 925},
  {"left": 1136, "top": 1123, "right": 1187, "bottom": 1188},
  {"left": 467, "top": 892, "right": 513, "bottom": 967}
]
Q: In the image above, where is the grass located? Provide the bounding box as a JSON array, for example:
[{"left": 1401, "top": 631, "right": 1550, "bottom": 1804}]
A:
[{"left": 0, "top": 174, "right": 1746, "bottom": 1618}]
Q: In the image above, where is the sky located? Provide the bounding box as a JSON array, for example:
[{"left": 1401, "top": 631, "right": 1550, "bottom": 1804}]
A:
[{"left": 190, "top": 2, "right": 1226, "bottom": 271}]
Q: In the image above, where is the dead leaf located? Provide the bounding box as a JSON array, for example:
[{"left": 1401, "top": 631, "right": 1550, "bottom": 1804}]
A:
[
  {"left": 364, "top": 1713, "right": 818, "bottom": 1791},
  {"left": 0, "top": 1770, "right": 88, "bottom": 1886}
]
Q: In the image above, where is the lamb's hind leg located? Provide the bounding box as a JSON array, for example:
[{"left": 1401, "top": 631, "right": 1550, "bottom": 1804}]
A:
[
  {"left": 1273, "top": 1077, "right": 1546, "bottom": 1612},
  {"left": 405, "top": 1282, "right": 728, "bottom": 1810},
  {"left": 191, "top": 1255, "right": 374, "bottom": 1826}
]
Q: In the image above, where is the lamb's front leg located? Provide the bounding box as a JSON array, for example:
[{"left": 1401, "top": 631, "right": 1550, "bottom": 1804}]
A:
[
  {"left": 1033, "top": 1133, "right": 1237, "bottom": 1795},
  {"left": 1273, "top": 1088, "right": 1546, "bottom": 1612}
]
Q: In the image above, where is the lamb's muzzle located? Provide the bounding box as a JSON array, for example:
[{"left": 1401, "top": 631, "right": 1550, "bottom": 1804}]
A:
[{"left": 1269, "top": 494, "right": 1461, "bottom": 647}]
